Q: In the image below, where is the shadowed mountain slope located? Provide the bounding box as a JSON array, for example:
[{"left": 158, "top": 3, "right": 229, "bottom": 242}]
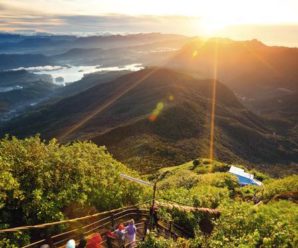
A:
[{"left": 2, "top": 68, "right": 297, "bottom": 173}]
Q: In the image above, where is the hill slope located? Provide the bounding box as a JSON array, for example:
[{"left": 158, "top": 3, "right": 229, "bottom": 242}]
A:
[
  {"left": 170, "top": 38, "right": 298, "bottom": 102},
  {"left": 169, "top": 38, "right": 298, "bottom": 149},
  {"left": 2, "top": 68, "right": 297, "bottom": 173}
]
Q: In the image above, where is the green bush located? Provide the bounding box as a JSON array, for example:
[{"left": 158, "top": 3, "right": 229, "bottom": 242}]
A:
[
  {"left": 205, "top": 201, "right": 298, "bottom": 248},
  {"left": 198, "top": 173, "right": 238, "bottom": 190},
  {"left": 0, "top": 136, "right": 146, "bottom": 246},
  {"left": 158, "top": 169, "right": 200, "bottom": 189},
  {"left": 191, "top": 185, "right": 230, "bottom": 208},
  {"left": 139, "top": 233, "right": 190, "bottom": 248},
  {"left": 259, "top": 175, "right": 298, "bottom": 201},
  {"left": 139, "top": 233, "right": 175, "bottom": 248}
]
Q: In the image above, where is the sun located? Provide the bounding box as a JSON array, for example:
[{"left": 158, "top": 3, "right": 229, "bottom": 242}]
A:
[
  {"left": 198, "top": 17, "right": 231, "bottom": 36},
  {"left": 200, "top": 19, "right": 228, "bottom": 36}
]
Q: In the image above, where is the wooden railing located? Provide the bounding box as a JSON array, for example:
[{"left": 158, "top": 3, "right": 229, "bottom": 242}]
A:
[
  {"left": 21, "top": 206, "right": 149, "bottom": 247},
  {"left": 1, "top": 200, "right": 219, "bottom": 247}
]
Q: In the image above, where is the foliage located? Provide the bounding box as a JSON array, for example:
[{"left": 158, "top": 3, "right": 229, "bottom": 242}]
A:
[
  {"left": 248, "top": 169, "right": 270, "bottom": 182},
  {"left": 0, "top": 136, "right": 147, "bottom": 246},
  {"left": 236, "top": 185, "right": 260, "bottom": 201},
  {"left": 191, "top": 159, "right": 200, "bottom": 170},
  {"left": 139, "top": 233, "right": 191, "bottom": 248},
  {"left": 190, "top": 185, "right": 230, "bottom": 208},
  {"left": 203, "top": 201, "right": 298, "bottom": 248},
  {"left": 156, "top": 160, "right": 298, "bottom": 247},
  {"left": 0, "top": 135, "right": 297, "bottom": 247},
  {"left": 258, "top": 175, "right": 298, "bottom": 201}
]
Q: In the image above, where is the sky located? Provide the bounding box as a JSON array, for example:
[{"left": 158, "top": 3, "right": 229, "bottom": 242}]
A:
[{"left": 1, "top": 0, "right": 298, "bottom": 46}]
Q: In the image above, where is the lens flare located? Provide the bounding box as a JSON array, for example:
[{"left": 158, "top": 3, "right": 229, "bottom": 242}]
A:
[
  {"left": 59, "top": 68, "right": 159, "bottom": 141},
  {"left": 168, "top": 95, "right": 174, "bottom": 101},
  {"left": 192, "top": 50, "right": 198, "bottom": 57},
  {"left": 149, "top": 102, "right": 164, "bottom": 122}
]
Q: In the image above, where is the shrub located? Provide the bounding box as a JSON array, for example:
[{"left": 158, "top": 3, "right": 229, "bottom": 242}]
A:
[
  {"left": 259, "top": 175, "right": 298, "bottom": 201},
  {"left": 205, "top": 201, "right": 298, "bottom": 247},
  {"left": 0, "top": 136, "right": 146, "bottom": 246},
  {"left": 192, "top": 159, "right": 200, "bottom": 170}
]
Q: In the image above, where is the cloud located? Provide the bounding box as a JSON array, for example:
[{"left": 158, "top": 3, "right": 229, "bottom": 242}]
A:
[
  {"left": 0, "top": 3, "right": 297, "bottom": 47},
  {"left": 0, "top": 12, "right": 199, "bottom": 34}
]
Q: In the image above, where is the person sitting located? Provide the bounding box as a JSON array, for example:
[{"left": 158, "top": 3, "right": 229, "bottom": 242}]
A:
[
  {"left": 86, "top": 233, "right": 102, "bottom": 248},
  {"left": 125, "top": 219, "right": 137, "bottom": 248}
]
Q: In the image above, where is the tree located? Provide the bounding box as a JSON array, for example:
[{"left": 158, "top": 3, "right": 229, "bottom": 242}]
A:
[
  {"left": 192, "top": 159, "right": 200, "bottom": 170},
  {"left": 0, "top": 136, "right": 146, "bottom": 246}
]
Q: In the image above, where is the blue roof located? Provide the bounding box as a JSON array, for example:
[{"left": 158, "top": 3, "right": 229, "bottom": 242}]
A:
[{"left": 229, "top": 166, "right": 262, "bottom": 186}]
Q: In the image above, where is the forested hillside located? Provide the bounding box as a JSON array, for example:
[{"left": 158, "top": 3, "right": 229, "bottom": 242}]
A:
[
  {"left": 2, "top": 68, "right": 297, "bottom": 174},
  {"left": 0, "top": 137, "right": 297, "bottom": 247}
]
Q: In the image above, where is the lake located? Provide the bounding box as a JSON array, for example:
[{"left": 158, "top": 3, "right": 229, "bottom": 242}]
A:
[{"left": 12, "top": 64, "right": 144, "bottom": 85}]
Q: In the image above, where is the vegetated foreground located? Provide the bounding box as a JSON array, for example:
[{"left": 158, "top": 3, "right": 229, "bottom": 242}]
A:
[{"left": 0, "top": 136, "right": 297, "bottom": 247}]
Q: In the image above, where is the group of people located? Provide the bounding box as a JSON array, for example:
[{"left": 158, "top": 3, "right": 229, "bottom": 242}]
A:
[
  {"left": 39, "top": 219, "right": 137, "bottom": 248},
  {"left": 107, "top": 219, "right": 137, "bottom": 248}
]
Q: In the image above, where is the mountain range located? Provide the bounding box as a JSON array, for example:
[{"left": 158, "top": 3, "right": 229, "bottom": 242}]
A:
[
  {"left": 1, "top": 35, "right": 297, "bottom": 175},
  {"left": 2, "top": 68, "right": 297, "bottom": 174},
  {"left": 170, "top": 38, "right": 298, "bottom": 111}
]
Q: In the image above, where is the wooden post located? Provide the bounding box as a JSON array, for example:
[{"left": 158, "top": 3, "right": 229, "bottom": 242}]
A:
[
  {"left": 110, "top": 213, "right": 115, "bottom": 229},
  {"left": 168, "top": 221, "right": 172, "bottom": 238},
  {"left": 152, "top": 182, "right": 157, "bottom": 207},
  {"left": 148, "top": 182, "right": 157, "bottom": 231},
  {"left": 143, "top": 220, "right": 148, "bottom": 240}
]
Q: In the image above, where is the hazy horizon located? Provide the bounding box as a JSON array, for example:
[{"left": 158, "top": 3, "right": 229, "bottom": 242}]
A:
[{"left": 1, "top": 0, "right": 298, "bottom": 47}]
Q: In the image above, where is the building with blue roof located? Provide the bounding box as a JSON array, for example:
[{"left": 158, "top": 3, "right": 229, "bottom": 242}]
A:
[{"left": 229, "top": 166, "right": 262, "bottom": 186}]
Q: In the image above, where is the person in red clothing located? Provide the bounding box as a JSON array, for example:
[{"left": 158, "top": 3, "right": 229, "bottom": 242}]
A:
[
  {"left": 86, "top": 233, "right": 103, "bottom": 248},
  {"left": 106, "top": 230, "right": 117, "bottom": 248}
]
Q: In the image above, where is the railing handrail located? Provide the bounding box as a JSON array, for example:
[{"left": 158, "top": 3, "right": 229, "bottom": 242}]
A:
[
  {"left": 4, "top": 199, "right": 221, "bottom": 247},
  {"left": 21, "top": 209, "right": 149, "bottom": 248},
  {"left": 0, "top": 202, "right": 150, "bottom": 233}
]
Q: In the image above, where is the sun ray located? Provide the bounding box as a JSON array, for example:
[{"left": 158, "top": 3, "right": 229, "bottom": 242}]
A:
[
  {"left": 209, "top": 38, "right": 218, "bottom": 163},
  {"left": 58, "top": 68, "right": 159, "bottom": 141},
  {"left": 58, "top": 38, "right": 210, "bottom": 142}
]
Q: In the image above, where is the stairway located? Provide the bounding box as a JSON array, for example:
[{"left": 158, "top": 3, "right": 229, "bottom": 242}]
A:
[
  {"left": 20, "top": 206, "right": 189, "bottom": 248},
  {"left": 1, "top": 201, "right": 217, "bottom": 247}
]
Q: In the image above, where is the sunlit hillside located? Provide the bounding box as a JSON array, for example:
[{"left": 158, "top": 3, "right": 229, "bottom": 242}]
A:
[{"left": 0, "top": 0, "right": 297, "bottom": 247}]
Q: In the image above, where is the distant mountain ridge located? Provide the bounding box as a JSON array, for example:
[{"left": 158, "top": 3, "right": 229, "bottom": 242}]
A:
[
  {"left": 0, "top": 54, "right": 52, "bottom": 70},
  {"left": 0, "top": 33, "right": 189, "bottom": 70},
  {"left": 0, "top": 33, "right": 188, "bottom": 55},
  {"left": 170, "top": 38, "right": 298, "bottom": 101}
]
